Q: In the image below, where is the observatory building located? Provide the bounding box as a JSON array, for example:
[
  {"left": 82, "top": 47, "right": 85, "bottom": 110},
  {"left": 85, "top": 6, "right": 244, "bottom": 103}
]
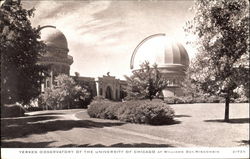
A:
[
  {"left": 130, "top": 33, "right": 190, "bottom": 97},
  {"left": 38, "top": 26, "right": 74, "bottom": 89},
  {"left": 38, "top": 26, "right": 126, "bottom": 101}
]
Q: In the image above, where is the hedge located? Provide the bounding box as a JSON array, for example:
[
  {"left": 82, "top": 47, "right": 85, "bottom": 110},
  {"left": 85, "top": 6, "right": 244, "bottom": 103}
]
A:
[{"left": 87, "top": 99, "right": 175, "bottom": 125}]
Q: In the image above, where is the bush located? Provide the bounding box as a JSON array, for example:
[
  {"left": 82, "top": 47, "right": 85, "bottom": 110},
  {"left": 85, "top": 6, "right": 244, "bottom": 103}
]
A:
[
  {"left": 234, "top": 96, "right": 249, "bottom": 103},
  {"left": 181, "top": 96, "right": 194, "bottom": 104},
  {"left": 1, "top": 104, "right": 26, "bottom": 118},
  {"left": 104, "top": 103, "right": 120, "bottom": 120},
  {"left": 117, "top": 100, "right": 175, "bottom": 125},
  {"left": 163, "top": 95, "right": 227, "bottom": 104},
  {"left": 206, "top": 95, "right": 224, "bottom": 103},
  {"left": 92, "top": 96, "right": 109, "bottom": 102},
  {"left": 87, "top": 100, "right": 175, "bottom": 125},
  {"left": 87, "top": 100, "right": 118, "bottom": 119},
  {"left": 26, "top": 107, "right": 43, "bottom": 112},
  {"left": 193, "top": 96, "right": 207, "bottom": 103},
  {"left": 87, "top": 101, "right": 109, "bottom": 119},
  {"left": 164, "top": 96, "right": 185, "bottom": 104}
]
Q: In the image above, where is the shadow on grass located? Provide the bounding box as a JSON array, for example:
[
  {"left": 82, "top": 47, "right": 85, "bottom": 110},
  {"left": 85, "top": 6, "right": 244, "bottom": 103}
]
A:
[
  {"left": 1, "top": 116, "right": 126, "bottom": 140},
  {"left": 168, "top": 120, "right": 181, "bottom": 125},
  {"left": 204, "top": 118, "right": 250, "bottom": 124},
  {"left": 59, "top": 143, "right": 174, "bottom": 148},
  {"left": 1, "top": 116, "right": 60, "bottom": 126},
  {"left": 236, "top": 140, "right": 250, "bottom": 146},
  {"left": 175, "top": 115, "right": 192, "bottom": 118},
  {"left": 1, "top": 141, "right": 55, "bottom": 148}
]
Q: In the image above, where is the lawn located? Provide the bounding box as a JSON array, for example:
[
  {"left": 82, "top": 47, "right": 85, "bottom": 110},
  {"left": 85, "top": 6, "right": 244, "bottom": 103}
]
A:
[
  {"left": 76, "top": 103, "right": 249, "bottom": 147},
  {"left": 1, "top": 103, "right": 249, "bottom": 147}
]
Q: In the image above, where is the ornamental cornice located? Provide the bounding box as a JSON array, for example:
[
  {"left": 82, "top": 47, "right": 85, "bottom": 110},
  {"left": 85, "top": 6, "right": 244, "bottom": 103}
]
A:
[
  {"left": 47, "top": 45, "right": 69, "bottom": 52},
  {"left": 38, "top": 56, "right": 73, "bottom": 65}
]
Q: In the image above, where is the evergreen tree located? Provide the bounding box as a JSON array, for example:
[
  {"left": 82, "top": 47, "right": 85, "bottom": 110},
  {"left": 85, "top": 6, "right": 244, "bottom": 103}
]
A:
[
  {"left": 1, "top": 0, "right": 46, "bottom": 105},
  {"left": 125, "top": 61, "right": 168, "bottom": 101},
  {"left": 185, "top": 0, "right": 249, "bottom": 121}
]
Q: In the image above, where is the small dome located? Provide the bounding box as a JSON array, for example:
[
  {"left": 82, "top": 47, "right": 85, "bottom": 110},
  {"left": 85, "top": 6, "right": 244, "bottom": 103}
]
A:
[
  {"left": 40, "top": 26, "right": 68, "bottom": 51},
  {"left": 130, "top": 34, "right": 189, "bottom": 70}
]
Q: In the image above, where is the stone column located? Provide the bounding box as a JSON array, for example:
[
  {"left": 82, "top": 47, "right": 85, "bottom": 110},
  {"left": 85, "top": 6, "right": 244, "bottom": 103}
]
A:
[{"left": 95, "top": 77, "right": 99, "bottom": 96}]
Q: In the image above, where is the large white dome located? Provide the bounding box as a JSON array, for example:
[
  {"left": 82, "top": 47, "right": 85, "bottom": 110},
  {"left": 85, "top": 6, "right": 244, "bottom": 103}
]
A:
[{"left": 130, "top": 34, "right": 189, "bottom": 71}]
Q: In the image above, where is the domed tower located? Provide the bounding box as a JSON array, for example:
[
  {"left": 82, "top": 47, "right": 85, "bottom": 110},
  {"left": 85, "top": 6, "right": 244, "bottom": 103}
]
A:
[
  {"left": 130, "top": 33, "right": 189, "bottom": 97},
  {"left": 38, "top": 25, "right": 73, "bottom": 89}
]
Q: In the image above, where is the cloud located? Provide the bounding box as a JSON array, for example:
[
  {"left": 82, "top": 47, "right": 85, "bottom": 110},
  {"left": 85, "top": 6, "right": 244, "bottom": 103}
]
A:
[{"left": 23, "top": 0, "right": 195, "bottom": 79}]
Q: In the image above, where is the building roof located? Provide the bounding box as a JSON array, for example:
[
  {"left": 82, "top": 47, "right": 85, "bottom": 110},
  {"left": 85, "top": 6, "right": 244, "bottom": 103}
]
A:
[
  {"left": 130, "top": 33, "right": 189, "bottom": 70},
  {"left": 40, "top": 26, "right": 68, "bottom": 51}
]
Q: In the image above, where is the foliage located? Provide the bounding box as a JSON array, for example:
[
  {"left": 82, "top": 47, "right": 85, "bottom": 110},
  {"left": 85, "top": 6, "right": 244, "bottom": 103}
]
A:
[
  {"left": 92, "top": 96, "right": 108, "bottom": 102},
  {"left": 72, "top": 72, "right": 94, "bottom": 107},
  {"left": 117, "top": 100, "right": 175, "bottom": 125},
  {"left": 1, "top": 1, "right": 47, "bottom": 105},
  {"left": 87, "top": 100, "right": 117, "bottom": 119},
  {"left": 26, "top": 106, "right": 43, "bottom": 112},
  {"left": 181, "top": 63, "right": 205, "bottom": 98},
  {"left": 164, "top": 96, "right": 185, "bottom": 104},
  {"left": 185, "top": 0, "right": 249, "bottom": 121},
  {"left": 39, "top": 74, "right": 90, "bottom": 110},
  {"left": 87, "top": 101, "right": 109, "bottom": 119},
  {"left": 180, "top": 96, "right": 194, "bottom": 104},
  {"left": 124, "top": 61, "right": 168, "bottom": 101},
  {"left": 87, "top": 100, "right": 175, "bottom": 125},
  {"left": 1, "top": 104, "right": 26, "bottom": 118}
]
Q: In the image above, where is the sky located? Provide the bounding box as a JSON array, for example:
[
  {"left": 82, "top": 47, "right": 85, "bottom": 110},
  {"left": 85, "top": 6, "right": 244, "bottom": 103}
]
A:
[{"left": 22, "top": 0, "right": 195, "bottom": 79}]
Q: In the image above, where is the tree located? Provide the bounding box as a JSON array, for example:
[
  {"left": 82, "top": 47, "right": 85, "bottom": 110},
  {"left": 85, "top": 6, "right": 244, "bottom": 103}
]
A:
[
  {"left": 1, "top": 1, "right": 46, "bottom": 105},
  {"left": 185, "top": 0, "right": 249, "bottom": 121},
  {"left": 124, "top": 61, "right": 168, "bottom": 101},
  {"left": 181, "top": 63, "right": 203, "bottom": 98},
  {"left": 40, "top": 74, "right": 90, "bottom": 110}
]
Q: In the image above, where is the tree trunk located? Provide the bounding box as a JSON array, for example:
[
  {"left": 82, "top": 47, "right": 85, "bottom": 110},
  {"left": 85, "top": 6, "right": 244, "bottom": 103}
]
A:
[{"left": 224, "top": 95, "right": 230, "bottom": 122}]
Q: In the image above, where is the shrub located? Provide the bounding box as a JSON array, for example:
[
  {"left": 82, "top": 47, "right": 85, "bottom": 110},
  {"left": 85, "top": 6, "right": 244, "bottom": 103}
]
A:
[
  {"left": 87, "top": 100, "right": 118, "bottom": 119},
  {"left": 234, "top": 96, "right": 249, "bottom": 103},
  {"left": 117, "top": 100, "right": 174, "bottom": 125},
  {"left": 193, "top": 96, "right": 207, "bottom": 103},
  {"left": 92, "top": 96, "right": 108, "bottom": 102},
  {"left": 87, "top": 101, "right": 108, "bottom": 119},
  {"left": 87, "top": 100, "right": 175, "bottom": 125},
  {"left": 206, "top": 95, "right": 223, "bottom": 103},
  {"left": 1, "top": 104, "right": 26, "bottom": 118},
  {"left": 104, "top": 103, "right": 120, "bottom": 120},
  {"left": 164, "top": 96, "right": 185, "bottom": 104},
  {"left": 26, "top": 107, "right": 43, "bottom": 112},
  {"left": 181, "top": 96, "right": 194, "bottom": 104}
]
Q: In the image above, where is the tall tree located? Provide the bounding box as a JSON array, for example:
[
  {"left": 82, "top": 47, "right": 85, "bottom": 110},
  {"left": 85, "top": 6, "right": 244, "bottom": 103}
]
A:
[
  {"left": 1, "top": 1, "right": 47, "bottom": 105},
  {"left": 125, "top": 61, "right": 168, "bottom": 101},
  {"left": 185, "top": 0, "right": 249, "bottom": 121}
]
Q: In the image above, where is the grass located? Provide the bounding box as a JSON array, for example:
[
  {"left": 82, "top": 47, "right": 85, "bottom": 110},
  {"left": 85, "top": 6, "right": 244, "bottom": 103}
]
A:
[
  {"left": 115, "top": 103, "right": 249, "bottom": 147},
  {"left": 80, "top": 103, "right": 249, "bottom": 147},
  {"left": 1, "top": 103, "right": 249, "bottom": 147}
]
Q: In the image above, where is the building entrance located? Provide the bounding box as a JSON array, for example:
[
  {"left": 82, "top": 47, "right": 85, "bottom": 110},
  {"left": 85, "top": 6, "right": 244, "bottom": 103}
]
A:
[{"left": 105, "top": 86, "right": 112, "bottom": 100}]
